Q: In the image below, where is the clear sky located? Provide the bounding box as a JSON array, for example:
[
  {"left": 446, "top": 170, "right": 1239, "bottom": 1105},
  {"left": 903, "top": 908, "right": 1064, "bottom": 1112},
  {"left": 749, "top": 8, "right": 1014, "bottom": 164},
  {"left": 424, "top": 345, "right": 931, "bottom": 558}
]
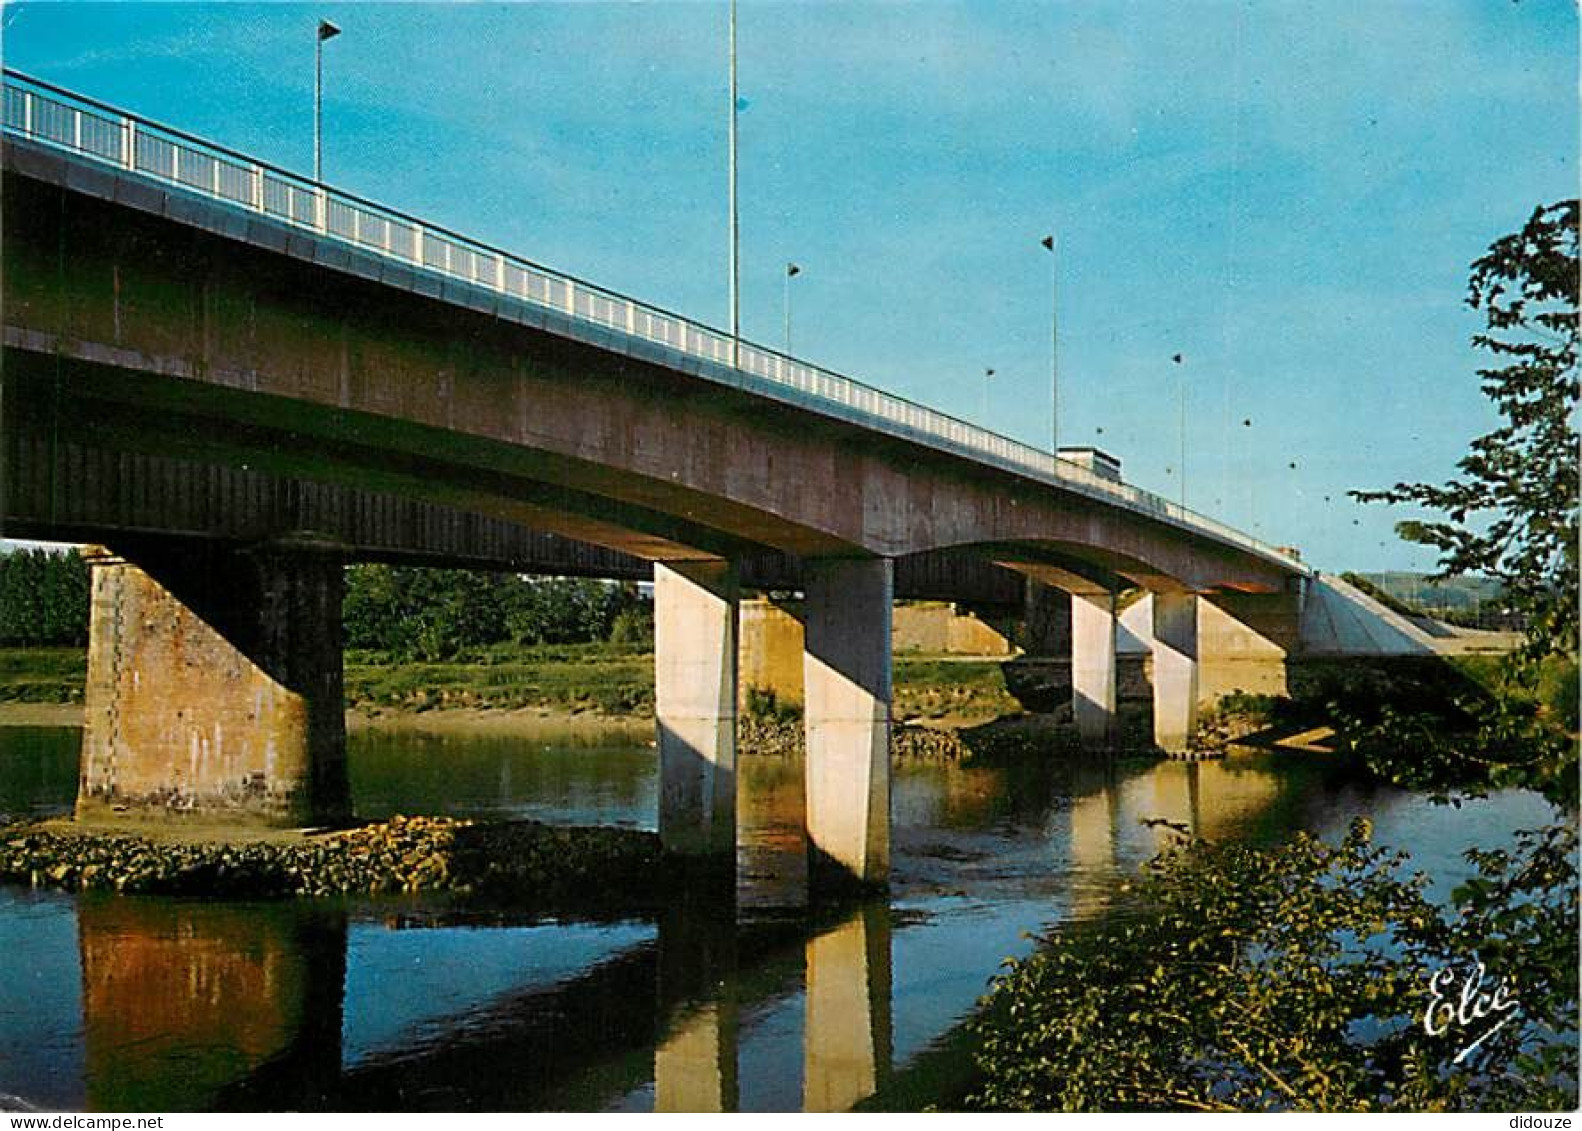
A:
[{"left": 3, "top": 1, "right": 1576, "bottom": 572}]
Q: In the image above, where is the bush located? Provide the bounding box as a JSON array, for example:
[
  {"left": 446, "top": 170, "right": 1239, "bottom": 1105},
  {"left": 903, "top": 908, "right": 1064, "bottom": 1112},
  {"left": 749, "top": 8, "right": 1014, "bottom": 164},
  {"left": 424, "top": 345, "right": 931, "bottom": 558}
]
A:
[{"left": 968, "top": 818, "right": 1578, "bottom": 1112}]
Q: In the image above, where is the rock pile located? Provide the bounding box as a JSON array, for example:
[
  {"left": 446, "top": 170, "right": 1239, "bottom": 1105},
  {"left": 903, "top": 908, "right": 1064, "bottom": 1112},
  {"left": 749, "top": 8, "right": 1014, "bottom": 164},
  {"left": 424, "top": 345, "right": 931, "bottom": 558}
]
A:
[
  {"left": 0, "top": 814, "right": 663, "bottom": 904},
  {"left": 737, "top": 715, "right": 975, "bottom": 761}
]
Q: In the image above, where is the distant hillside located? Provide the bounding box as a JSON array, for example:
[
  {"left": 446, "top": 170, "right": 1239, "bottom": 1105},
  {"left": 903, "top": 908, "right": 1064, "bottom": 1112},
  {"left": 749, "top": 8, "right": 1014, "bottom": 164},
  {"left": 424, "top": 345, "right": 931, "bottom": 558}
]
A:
[
  {"left": 1348, "top": 571, "right": 1522, "bottom": 631},
  {"left": 1354, "top": 572, "right": 1503, "bottom": 613}
]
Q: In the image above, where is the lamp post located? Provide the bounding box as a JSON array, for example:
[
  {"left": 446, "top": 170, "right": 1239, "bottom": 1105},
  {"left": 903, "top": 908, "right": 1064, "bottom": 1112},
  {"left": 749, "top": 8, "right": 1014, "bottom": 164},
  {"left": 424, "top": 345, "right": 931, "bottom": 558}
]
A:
[
  {"left": 1173, "top": 352, "right": 1186, "bottom": 506},
  {"left": 1242, "top": 416, "right": 1257, "bottom": 532},
  {"left": 983, "top": 367, "right": 995, "bottom": 422},
  {"left": 1040, "top": 234, "right": 1058, "bottom": 455},
  {"left": 314, "top": 19, "right": 340, "bottom": 183},
  {"left": 727, "top": 0, "right": 740, "bottom": 368},
  {"left": 784, "top": 262, "right": 800, "bottom": 354}
]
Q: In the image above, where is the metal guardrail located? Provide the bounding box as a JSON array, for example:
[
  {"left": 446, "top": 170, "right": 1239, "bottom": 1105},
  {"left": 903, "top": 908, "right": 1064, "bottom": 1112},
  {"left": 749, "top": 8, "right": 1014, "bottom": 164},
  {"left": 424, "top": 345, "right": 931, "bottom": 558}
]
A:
[{"left": 0, "top": 68, "right": 1305, "bottom": 573}]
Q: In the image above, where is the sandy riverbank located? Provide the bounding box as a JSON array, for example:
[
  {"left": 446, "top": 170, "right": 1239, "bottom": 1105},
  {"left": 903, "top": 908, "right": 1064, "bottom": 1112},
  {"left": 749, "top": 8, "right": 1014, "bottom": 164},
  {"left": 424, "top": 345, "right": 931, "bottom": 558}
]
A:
[{"left": 0, "top": 700, "right": 657, "bottom": 735}]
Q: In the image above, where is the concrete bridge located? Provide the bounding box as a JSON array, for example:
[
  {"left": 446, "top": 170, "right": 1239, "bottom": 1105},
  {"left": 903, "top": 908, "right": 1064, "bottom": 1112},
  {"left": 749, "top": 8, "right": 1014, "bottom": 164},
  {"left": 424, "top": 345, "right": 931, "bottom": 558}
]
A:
[{"left": 1, "top": 71, "right": 1330, "bottom": 889}]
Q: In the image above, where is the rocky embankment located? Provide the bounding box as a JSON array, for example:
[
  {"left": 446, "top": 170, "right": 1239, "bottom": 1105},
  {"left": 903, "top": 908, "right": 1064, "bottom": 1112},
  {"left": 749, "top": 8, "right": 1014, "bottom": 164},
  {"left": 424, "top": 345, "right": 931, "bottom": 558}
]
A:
[
  {"left": 0, "top": 815, "right": 663, "bottom": 905},
  {"left": 737, "top": 713, "right": 1086, "bottom": 763}
]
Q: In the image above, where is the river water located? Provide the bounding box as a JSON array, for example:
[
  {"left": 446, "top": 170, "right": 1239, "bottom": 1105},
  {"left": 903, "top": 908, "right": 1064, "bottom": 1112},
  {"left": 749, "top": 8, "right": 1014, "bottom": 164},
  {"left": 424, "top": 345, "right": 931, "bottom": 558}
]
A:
[{"left": 0, "top": 720, "right": 1553, "bottom": 1112}]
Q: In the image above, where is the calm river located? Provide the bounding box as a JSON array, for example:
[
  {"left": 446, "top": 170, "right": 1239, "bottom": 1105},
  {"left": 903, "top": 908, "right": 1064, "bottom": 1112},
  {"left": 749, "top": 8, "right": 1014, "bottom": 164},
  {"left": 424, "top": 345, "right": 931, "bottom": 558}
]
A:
[{"left": 0, "top": 720, "right": 1553, "bottom": 1112}]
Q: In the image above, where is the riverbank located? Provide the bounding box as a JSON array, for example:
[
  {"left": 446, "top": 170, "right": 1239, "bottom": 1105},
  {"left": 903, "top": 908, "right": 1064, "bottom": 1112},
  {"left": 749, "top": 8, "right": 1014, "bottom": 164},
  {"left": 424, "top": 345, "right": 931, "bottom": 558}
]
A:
[
  {"left": 0, "top": 699, "right": 1083, "bottom": 766},
  {"left": 0, "top": 644, "right": 1023, "bottom": 724}
]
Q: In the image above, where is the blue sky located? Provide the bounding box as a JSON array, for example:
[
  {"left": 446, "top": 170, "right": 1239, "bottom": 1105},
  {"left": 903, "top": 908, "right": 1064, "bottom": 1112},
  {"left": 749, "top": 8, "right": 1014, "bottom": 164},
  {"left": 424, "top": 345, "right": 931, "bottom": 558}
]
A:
[{"left": 4, "top": 1, "right": 1576, "bottom": 572}]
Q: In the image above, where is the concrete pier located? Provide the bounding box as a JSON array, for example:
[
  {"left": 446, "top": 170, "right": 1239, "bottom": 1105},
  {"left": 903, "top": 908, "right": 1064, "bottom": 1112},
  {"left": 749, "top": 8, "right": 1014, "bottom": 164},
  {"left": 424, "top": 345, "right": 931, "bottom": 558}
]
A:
[
  {"left": 77, "top": 544, "right": 349, "bottom": 826},
  {"left": 1151, "top": 591, "right": 1200, "bottom": 753},
  {"left": 1071, "top": 592, "right": 1118, "bottom": 746},
  {"left": 655, "top": 561, "right": 739, "bottom": 859},
  {"left": 738, "top": 596, "right": 806, "bottom": 711},
  {"left": 803, "top": 559, "right": 893, "bottom": 890}
]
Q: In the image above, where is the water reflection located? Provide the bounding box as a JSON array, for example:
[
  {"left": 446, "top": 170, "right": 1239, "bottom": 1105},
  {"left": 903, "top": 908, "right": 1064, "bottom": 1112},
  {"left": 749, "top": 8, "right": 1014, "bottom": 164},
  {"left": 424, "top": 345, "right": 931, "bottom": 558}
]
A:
[
  {"left": 75, "top": 898, "right": 345, "bottom": 1112},
  {"left": 348, "top": 724, "right": 655, "bottom": 827},
  {"left": 803, "top": 906, "right": 891, "bottom": 1112},
  {"left": 0, "top": 725, "right": 78, "bottom": 820},
  {"left": 0, "top": 719, "right": 1549, "bottom": 1112},
  {"left": 654, "top": 898, "right": 738, "bottom": 1112}
]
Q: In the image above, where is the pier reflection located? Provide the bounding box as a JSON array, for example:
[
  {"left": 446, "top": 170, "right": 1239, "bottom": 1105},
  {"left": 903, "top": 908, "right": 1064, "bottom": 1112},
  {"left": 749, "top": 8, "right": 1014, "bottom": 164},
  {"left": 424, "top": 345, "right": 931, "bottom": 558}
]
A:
[
  {"left": 76, "top": 897, "right": 345, "bottom": 1112},
  {"left": 804, "top": 904, "right": 892, "bottom": 1112},
  {"left": 655, "top": 897, "right": 739, "bottom": 1112}
]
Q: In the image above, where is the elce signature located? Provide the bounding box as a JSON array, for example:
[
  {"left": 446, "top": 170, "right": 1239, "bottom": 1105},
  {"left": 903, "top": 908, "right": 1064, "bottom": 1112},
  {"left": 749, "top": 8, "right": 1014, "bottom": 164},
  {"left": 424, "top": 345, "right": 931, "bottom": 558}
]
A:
[{"left": 1423, "top": 960, "right": 1521, "bottom": 1065}]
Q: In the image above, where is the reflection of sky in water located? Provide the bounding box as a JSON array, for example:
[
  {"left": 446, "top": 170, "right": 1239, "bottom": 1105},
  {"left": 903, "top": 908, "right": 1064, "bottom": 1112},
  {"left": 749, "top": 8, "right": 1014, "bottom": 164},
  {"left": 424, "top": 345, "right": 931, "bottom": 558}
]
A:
[
  {"left": 886, "top": 896, "right": 1047, "bottom": 1067},
  {"left": 342, "top": 919, "right": 655, "bottom": 1067},
  {"left": 0, "top": 888, "right": 83, "bottom": 1110}
]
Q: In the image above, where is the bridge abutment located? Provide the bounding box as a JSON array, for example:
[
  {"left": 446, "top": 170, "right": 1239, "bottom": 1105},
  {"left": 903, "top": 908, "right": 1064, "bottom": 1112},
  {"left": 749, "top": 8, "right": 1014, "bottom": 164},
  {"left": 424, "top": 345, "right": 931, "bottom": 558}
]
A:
[
  {"left": 77, "top": 543, "right": 350, "bottom": 827},
  {"left": 803, "top": 559, "right": 893, "bottom": 891},
  {"left": 655, "top": 561, "right": 740, "bottom": 860},
  {"left": 1071, "top": 592, "right": 1119, "bottom": 746},
  {"left": 1150, "top": 592, "right": 1200, "bottom": 753}
]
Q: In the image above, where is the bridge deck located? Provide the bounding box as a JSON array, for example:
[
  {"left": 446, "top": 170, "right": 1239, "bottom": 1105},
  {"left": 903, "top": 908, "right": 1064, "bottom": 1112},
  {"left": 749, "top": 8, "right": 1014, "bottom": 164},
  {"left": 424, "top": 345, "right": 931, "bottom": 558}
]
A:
[{"left": 0, "top": 68, "right": 1307, "bottom": 582}]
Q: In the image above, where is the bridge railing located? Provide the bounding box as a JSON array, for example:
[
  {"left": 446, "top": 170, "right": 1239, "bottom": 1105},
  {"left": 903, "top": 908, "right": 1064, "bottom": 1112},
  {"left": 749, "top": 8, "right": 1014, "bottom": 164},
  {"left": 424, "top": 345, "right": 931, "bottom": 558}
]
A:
[{"left": 1, "top": 69, "right": 1304, "bottom": 573}]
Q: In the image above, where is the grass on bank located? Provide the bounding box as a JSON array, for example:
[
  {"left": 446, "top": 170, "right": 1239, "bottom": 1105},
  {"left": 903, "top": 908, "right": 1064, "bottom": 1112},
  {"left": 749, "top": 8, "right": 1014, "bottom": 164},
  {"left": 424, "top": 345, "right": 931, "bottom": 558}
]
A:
[
  {"left": 0, "top": 644, "right": 1024, "bottom": 720},
  {"left": 0, "top": 647, "right": 86, "bottom": 703},
  {"left": 349, "top": 649, "right": 1021, "bottom": 720}
]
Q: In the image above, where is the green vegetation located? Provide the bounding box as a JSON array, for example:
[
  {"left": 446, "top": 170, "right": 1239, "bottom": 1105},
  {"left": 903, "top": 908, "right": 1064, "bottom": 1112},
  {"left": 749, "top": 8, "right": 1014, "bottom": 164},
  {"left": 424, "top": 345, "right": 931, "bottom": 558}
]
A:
[
  {"left": 344, "top": 564, "right": 652, "bottom": 659},
  {"left": 1353, "top": 198, "right": 1577, "bottom": 670},
  {"left": 345, "top": 648, "right": 1020, "bottom": 720},
  {"left": 2, "top": 640, "right": 1025, "bottom": 720},
  {"left": 967, "top": 817, "right": 1576, "bottom": 1112},
  {"left": 1340, "top": 571, "right": 1425, "bottom": 618},
  {"left": 0, "top": 647, "right": 86, "bottom": 703},
  {"left": 893, "top": 658, "right": 1021, "bottom": 721},
  {"left": 0, "top": 548, "right": 88, "bottom": 647},
  {"left": 343, "top": 641, "right": 656, "bottom": 716}
]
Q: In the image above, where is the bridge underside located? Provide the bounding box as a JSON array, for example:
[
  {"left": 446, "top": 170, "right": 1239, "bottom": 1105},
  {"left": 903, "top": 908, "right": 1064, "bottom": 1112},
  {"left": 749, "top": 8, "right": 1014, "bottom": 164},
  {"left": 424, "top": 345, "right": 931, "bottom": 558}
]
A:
[{"left": 4, "top": 138, "right": 1317, "bottom": 891}]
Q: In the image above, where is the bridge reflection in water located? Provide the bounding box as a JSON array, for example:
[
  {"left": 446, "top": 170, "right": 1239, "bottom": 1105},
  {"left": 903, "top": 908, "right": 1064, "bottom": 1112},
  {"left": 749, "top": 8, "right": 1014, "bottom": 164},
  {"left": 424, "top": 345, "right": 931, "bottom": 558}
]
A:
[
  {"left": 76, "top": 899, "right": 346, "bottom": 1112},
  {"left": 54, "top": 751, "right": 1346, "bottom": 1112}
]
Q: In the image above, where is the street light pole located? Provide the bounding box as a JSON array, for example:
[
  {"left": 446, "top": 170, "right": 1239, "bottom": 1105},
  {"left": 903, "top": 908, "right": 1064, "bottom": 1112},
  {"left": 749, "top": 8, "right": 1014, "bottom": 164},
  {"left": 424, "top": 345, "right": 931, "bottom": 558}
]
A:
[
  {"left": 1041, "top": 234, "right": 1058, "bottom": 456},
  {"left": 727, "top": 0, "right": 740, "bottom": 368},
  {"left": 1179, "top": 367, "right": 1187, "bottom": 505},
  {"left": 1173, "top": 352, "right": 1186, "bottom": 506},
  {"left": 314, "top": 19, "right": 340, "bottom": 183},
  {"left": 784, "top": 262, "right": 800, "bottom": 354}
]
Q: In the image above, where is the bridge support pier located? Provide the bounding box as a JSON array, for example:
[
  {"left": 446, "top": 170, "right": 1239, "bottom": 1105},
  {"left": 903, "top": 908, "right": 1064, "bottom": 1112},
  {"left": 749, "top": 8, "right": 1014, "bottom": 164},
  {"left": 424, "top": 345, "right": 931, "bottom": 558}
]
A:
[
  {"left": 1151, "top": 592, "right": 1200, "bottom": 754},
  {"left": 803, "top": 559, "right": 893, "bottom": 892},
  {"left": 655, "top": 561, "right": 739, "bottom": 860},
  {"left": 77, "top": 543, "right": 349, "bottom": 827},
  {"left": 738, "top": 596, "right": 806, "bottom": 711},
  {"left": 1071, "top": 592, "right": 1118, "bottom": 746}
]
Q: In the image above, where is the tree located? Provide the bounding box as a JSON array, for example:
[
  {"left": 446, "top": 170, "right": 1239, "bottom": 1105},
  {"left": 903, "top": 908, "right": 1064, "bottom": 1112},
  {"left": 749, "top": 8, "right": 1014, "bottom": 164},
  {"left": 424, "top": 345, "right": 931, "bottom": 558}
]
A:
[
  {"left": 1352, "top": 200, "right": 1578, "bottom": 668},
  {"left": 0, "top": 548, "right": 89, "bottom": 646}
]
